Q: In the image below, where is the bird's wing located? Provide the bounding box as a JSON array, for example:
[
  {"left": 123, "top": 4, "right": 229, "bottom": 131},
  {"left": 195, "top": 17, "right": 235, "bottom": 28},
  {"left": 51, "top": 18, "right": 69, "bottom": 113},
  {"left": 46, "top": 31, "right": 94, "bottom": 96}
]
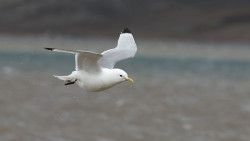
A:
[
  {"left": 98, "top": 28, "right": 137, "bottom": 69},
  {"left": 45, "top": 48, "right": 103, "bottom": 73}
]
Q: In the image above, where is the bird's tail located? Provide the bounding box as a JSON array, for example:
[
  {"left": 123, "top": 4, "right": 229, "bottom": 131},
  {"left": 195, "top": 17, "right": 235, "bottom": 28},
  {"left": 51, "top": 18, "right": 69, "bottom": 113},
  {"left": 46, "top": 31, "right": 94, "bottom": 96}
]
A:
[
  {"left": 53, "top": 73, "right": 77, "bottom": 81},
  {"left": 53, "top": 75, "right": 71, "bottom": 81},
  {"left": 53, "top": 75, "right": 78, "bottom": 85}
]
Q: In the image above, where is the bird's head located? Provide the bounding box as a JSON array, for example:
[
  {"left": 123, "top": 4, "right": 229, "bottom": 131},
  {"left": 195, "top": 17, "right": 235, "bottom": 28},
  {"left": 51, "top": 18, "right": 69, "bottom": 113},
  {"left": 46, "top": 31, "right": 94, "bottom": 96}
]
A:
[{"left": 112, "top": 69, "right": 133, "bottom": 83}]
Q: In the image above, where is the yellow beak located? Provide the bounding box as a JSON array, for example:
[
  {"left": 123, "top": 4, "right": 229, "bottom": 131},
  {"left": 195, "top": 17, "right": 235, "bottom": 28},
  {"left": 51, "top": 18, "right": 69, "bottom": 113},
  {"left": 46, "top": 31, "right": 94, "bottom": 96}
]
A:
[{"left": 125, "top": 77, "right": 134, "bottom": 82}]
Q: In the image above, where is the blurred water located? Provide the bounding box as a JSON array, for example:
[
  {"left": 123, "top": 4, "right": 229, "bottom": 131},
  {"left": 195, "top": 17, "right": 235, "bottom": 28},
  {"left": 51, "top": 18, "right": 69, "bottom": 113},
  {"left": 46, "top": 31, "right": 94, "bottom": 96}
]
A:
[
  {"left": 1, "top": 49, "right": 250, "bottom": 141},
  {"left": 1, "top": 51, "right": 250, "bottom": 80}
]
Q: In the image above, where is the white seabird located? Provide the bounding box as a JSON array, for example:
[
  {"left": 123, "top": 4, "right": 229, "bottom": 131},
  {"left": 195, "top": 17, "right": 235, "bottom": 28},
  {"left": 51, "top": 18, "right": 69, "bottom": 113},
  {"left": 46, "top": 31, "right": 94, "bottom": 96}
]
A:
[{"left": 45, "top": 28, "right": 137, "bottom": 92}]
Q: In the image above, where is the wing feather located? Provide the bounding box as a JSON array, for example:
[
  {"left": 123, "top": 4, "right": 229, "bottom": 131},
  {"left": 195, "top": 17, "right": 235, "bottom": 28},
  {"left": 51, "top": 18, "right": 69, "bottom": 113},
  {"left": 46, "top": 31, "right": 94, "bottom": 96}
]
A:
[
  {"left": 45, "top": 48, "right": 102, "bottom": 73},
  {"left": 99, "top": 30, "right": 137, "bottom": 69}
]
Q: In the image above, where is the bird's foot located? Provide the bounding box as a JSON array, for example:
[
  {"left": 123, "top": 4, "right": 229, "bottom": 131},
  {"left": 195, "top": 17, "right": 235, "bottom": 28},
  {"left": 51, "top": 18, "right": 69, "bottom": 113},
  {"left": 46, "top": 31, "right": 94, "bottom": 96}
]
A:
[{"left": 65, "top": 79, "right": 77, "bottom": 85}]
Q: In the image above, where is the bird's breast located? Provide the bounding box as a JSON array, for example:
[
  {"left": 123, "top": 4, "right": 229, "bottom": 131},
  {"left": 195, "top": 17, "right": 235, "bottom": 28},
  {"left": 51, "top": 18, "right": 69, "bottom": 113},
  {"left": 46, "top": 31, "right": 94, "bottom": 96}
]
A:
[{"left": 76, "top": 72, "right": 119, "bottom": 92}]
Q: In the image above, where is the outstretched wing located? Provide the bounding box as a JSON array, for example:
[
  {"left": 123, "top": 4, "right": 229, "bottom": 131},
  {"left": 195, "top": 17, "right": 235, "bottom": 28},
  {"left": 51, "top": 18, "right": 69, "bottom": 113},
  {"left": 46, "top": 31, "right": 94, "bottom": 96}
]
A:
[
  {"left": 45, "top": 48, "right": 103, "bottom": 73},
  {"left": 98, "top": 28, "right": 137, "bottom": 69}
]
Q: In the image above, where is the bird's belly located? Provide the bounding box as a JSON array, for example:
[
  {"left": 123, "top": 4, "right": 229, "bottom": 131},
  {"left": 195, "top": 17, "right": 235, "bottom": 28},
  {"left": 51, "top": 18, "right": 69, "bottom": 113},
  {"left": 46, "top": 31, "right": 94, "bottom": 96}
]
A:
[
  {"left": 82, "top": 81, "right": 117, "bottom": 92},
  {"left": 76, "top": 76, "right": 118, "bottom": 92}
]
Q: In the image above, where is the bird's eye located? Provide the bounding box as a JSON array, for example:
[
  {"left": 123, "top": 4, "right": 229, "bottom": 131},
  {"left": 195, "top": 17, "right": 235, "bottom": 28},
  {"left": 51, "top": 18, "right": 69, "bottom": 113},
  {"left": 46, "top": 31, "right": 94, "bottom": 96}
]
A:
[{"left": 120, "top": 75, "right": 122, "bottom": 77}]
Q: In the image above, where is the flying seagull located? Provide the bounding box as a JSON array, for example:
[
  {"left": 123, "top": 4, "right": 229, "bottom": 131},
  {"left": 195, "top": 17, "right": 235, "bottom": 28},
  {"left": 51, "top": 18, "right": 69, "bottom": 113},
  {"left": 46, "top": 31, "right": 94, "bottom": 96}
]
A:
[{"left": 45, "top": 28, "right": 137, "bottom": 92}]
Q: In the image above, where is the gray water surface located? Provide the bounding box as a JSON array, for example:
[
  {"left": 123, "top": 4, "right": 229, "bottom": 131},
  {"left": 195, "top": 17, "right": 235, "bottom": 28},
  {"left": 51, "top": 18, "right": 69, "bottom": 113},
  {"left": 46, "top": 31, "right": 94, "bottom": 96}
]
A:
[{"left": 1, "top": 51, "right": 250, "bottom": 80}]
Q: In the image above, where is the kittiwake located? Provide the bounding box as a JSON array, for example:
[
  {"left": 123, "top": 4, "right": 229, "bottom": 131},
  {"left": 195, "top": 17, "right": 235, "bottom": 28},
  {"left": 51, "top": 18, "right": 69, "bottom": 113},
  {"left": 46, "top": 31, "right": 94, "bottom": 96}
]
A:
[{"left": 45, "top": 28, "right": 137, "bottom": 92}]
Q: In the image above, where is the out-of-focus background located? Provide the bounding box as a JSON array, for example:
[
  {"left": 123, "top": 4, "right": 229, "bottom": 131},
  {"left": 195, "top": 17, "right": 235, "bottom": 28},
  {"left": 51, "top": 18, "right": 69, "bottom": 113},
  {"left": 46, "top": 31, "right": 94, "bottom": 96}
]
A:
[{"left": 1, "top": 0, "right": 250, "bottom": 141}]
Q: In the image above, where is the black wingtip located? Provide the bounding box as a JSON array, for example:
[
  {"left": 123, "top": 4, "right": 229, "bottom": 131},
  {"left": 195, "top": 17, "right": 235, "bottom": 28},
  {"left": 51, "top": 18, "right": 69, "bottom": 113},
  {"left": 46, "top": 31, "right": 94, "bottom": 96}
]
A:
[
  {"left": 121, "top": 28, "right": 131, "bottom": 33},
  {"left": 44, "top": 47, "right": 54, "bottom": 51}
]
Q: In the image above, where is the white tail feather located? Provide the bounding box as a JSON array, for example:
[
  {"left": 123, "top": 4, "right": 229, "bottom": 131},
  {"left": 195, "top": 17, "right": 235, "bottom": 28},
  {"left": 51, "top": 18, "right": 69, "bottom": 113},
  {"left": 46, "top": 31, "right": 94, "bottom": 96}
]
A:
[{"left": 53, "top": 75, "right": 72, "bottom": 81}]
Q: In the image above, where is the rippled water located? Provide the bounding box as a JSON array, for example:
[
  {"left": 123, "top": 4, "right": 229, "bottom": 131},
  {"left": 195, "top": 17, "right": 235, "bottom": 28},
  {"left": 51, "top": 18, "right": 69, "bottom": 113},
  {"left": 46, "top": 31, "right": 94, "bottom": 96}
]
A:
[{"left": 2, "top": 51, "right": 250, "bottom": 80}]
